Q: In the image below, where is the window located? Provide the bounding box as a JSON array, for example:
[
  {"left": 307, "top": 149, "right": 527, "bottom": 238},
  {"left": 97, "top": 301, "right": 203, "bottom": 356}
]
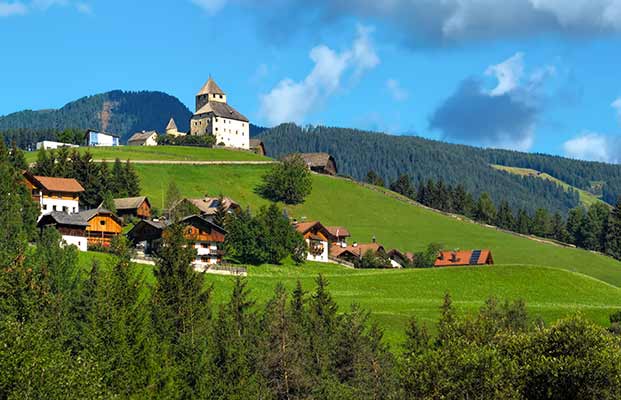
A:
[
  {"left": 63, "top": 206, "right": 68, "bottom": 212},
  {"left": 100, "top": 220, "right": 106, "bottom": 226},
  {"left": 43, "top": 204, "right": 48, "bottom": 210},
  {"left": 53, "top": 205, "right": 57, "bottom": 211},
  {"left": 73, "top": 207, "right": 77, "bottom": 213}
]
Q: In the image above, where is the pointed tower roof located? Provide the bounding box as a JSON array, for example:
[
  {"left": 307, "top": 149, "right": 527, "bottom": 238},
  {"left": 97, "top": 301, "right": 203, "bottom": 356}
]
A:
[
  {"left": 197, "top": 77, "right": 225, "bottom": 96},
  {"left": 166, "top": 117, "right": 177, "bottom": 131}
]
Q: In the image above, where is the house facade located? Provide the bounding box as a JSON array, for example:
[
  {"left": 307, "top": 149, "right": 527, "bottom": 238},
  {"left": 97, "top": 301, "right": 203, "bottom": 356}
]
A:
[
  {"left": 35, "top": 141, "right": 79, "bottom": 150},
  {"left": 23, "top": 172, "right": 84, "bottom": 217},
  {"left": 180, "top": 216, "right": 227, "bottom": 269},
  {"left": 37, "top": 212, "right": 88, "bottom": 252},
  {"left": 85, "top": 129, "right": 120, "bottom": 147},
  {"left": 128, "top": 131, "right": 158, "bottom": 146},
  {"left": 79, "top": 208, "right": 123, "bottom": 247},
  {"left": 294, "top": 221, "right": 333, "bottom": 263},
  {"left": 111, "top": 196, "right": 151, "bottom": 220},
  {"left": 189, "top": 78, "right": 250, "bottom": 149}
]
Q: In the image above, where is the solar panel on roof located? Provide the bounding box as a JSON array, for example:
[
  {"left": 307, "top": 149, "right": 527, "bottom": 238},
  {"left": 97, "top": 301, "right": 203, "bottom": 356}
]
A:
[{"left": 469, "top": 250, "right": 482, "bottom": 265}]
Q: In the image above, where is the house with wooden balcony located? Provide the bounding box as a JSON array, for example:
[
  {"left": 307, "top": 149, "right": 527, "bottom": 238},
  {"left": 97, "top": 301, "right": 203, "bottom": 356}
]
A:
[
  {"left": 23, "top": 171, "right": 84, "bottom": 217},
  {"left": 78, "top": 208, "right": 123, "bottom": 247}
]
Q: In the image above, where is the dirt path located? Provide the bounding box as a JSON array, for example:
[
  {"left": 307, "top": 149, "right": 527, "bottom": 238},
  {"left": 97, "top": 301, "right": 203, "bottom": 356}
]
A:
[{"left": 93, "top": 160, "right": 278, "bottom": 165}]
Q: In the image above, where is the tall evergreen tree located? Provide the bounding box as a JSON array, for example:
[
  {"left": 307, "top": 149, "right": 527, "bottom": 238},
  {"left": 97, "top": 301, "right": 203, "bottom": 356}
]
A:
[
  {"left": 389, "top": 174, "right": 416, "bottom": 199},
  {"left": 605, "top": 198, "right": 621, "bottom": 260},
  {"left": 515, "top": 208, "right": 532, "bottom": 235},
  {"left": 475, "top": 192, "right": 496, "bottom": 225},
  {"left": 365, "top": 170, "right": 384, "bottom": 187},
  {"left": 495, "top": 200, "right": 516, "bottom": 230}
]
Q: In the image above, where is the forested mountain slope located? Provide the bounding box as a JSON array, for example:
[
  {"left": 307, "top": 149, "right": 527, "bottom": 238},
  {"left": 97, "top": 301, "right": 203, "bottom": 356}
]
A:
[{"left": 259, "top": 124, "right": 621, "bottom": 215}]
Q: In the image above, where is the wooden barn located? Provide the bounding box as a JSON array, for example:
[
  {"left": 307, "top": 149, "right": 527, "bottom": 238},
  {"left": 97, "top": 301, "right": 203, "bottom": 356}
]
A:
[
  {"left": 249, "top": 139, "right": 266, "bottom": 156},
  {"left": 434, "top": 250, "right": 494, "bottom": 267},
  {"left": 287, "top": 153, "right": 338, "bottom": 176},
  {"left": 79, "top": 208, "right": 123, "bottom": 247},
  {"left": 127, "top": 219, "right": 169, "bottom": 254},
  {"left": 110, "top": 196, "right": 152, "bottom": 220}
]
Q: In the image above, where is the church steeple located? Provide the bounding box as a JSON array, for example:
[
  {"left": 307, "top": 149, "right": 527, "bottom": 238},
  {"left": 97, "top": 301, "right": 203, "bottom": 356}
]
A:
[{"left": 196, "top": 77, "right": 227, "bottom": 111}]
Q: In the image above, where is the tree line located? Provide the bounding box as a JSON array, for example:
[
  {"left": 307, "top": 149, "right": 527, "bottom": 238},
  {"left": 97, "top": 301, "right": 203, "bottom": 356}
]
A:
[
  {"left": 374, "top": 172, "right": 621, "bottom": 261},
  {"left": 30, "top": 147, "right": 141, "bottom": 209}
]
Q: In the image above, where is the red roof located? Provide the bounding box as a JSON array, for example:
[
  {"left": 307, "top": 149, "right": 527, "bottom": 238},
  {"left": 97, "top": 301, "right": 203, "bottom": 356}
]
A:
[
  {"left": 434, "top": 250, "right": 493, "bottom": 267},
  {"left": 27, "top": 173, "right": 84, "bottom": 193}
]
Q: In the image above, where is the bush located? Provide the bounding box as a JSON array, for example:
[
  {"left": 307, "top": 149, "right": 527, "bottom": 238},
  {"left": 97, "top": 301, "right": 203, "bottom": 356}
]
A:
[
  {"left": 157, "top": 134, "right": 216, "bottom": 147},
  {"left": 413, "top": 243, "right": 443, "bottom": 268},
  {"left": 257, "top": 154, "right": 312, "bottom": 204}
]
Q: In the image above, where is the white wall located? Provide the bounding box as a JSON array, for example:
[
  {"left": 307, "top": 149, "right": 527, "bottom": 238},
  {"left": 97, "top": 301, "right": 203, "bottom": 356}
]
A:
[
  {"left": 36, "top": 141, "right": 78, "bottom": 150},
  {"left": 41, "top": 198, "right": 79, "bottom": 215},
  {"left": 306, "top": 239, "right": 329, "bottom": 263},
  {"left": 61, "top": 235, "right": 87, "bottom": 252},
  {"left": 213, "top": 117, "right": 250, "bottom": 149},
  {"left": 192, "top": 241, "right": 221, "bottom": 269},
  {"left": 88, "top": 132, "right": 119, "bottom": 146}
]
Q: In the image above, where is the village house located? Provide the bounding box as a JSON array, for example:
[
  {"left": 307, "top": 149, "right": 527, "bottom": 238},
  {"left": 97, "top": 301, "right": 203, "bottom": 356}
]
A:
[
  {"left": 387, "top": 249, "right": 414, "bottom": 268},
  {"left": 249, "top": 139, "right": 266, "bottom": 156},
  {"left": 287, "top": 153, "right": 338, "bottom": 176},
  {"left": 294, "top": 221, "right": 332, "bottom": 263},
  {"left": 85, "top": 129, "right": 120, "bottom": 147},
  {"left": 435, "top": 250, "right": 494, "bottom": 267},
  {"left": 170, "top": 196, "right": 240, "bottom": 222},
  {"left": 23, "top": 171, "right": 84, "bottom": 217},
  {"left": 127, "top": 215, "right": 227, "bottom": 269},
  {"left": 165, "top": 117, "right": 186, "bottom": 137},
  {"left": 330, "top": 242, "right": 387, "bottom": 266},
  {"left": 189, "top": 77, "right": 250, "bottom": 149},
  {"left": 128, "top": 131, "right": 158, "bottom": 146},
  {"left": 79, "top": 208, "right": 123, "bottom": 247},
  {"left": 37, "top": 212, "right": 88, "bottom": 252},
  {"left": 108, "top": 196, "right": 152, "bottom": 220}
]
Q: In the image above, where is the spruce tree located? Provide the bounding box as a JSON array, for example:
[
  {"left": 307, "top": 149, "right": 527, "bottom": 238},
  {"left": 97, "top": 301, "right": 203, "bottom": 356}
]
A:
[
  {"left": 495, "top": 200, "right": 516, "bottom": 230},
  {"left": 8, "top": 141, "right": 27, "bottom": 170},
  {"left": 124, "top": 159, "right": 141, "bottom": 197},
  {"left": 365, "top": 170, "right": 384, "bottom": 187},
  {"left": 212, "top": 194, "right": 228, "bottom": 228},
  {"left": 390, "top": 175, "right": 416, "bottom": 199},
  {"left": 605, "top": 198, "right": 621, "bottom": 260},
  {"left": 475, "top": 192, "right": 496, "bottom": 225}
]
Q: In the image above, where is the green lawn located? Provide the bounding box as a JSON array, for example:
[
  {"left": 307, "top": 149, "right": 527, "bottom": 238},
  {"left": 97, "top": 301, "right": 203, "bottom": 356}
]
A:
[
  {"left": 491, "top": 164, "right": 604, "bottom": 208},
  {"left": 26, "top": 145, "right": 269, "bottom": 163},
  {"left": 135, "top": 164, "right": 621, "bottom": 287}
]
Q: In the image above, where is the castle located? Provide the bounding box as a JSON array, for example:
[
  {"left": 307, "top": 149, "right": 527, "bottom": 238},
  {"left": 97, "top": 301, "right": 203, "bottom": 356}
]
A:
[{"left": 189, "top": 77, "right": 250, "bottom": 149}]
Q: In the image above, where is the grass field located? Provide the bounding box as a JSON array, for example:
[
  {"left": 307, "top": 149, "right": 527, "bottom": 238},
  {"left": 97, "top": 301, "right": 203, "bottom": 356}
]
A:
[
  {"left": 25, "top": 145, "right": 269, "bottom": 163},
  {"left": 135, "top": 164, "right": 621, "bottom": 287},
  {"left": 491, "top": 164, "right": 604, "bottom": 207}
]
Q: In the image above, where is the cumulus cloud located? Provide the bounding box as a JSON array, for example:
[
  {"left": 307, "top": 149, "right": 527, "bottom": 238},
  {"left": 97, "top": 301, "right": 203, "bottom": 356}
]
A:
[
  {"left": 189, "top": 0, "right": 621, "bottom": 46},
  {"left": 0, "top": 1, "right": 27, "bottom": 16},
  {"left": 429, "top": 52, "right": 554, "bottom": 151},
  {"left": 613, "top": 97, "right": 621, "bottom": 123},
  {"left": 563, "top": 132, "right": 621, "bottom": 163},
  {"left": 386, "top": 79, "right": 409, "bottom": 101},
  {"left": 259, "top": 25, "right": 379, "bottom": 125}
]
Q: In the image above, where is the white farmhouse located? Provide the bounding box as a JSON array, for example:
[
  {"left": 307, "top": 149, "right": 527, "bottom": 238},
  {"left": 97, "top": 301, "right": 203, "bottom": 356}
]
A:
[
  {"left": 23, "top": 171, "right": 84, "bottom": 217},
  {"left": 190, "top": 77, "right": 250, "bottom": 149},
  {"left": 128, "top": 130, "right": 159, "bottom": 146},
  {"left": 36, "top": 141, "right": 79, "bottom": 150}
]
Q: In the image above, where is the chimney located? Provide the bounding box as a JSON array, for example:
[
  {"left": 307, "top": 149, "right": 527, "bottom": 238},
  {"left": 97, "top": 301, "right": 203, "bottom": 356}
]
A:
[
  {"left": 372, "top": 235, "right": 376, "bottom": 244},
  {"left": 353, "top": 242, "right": 358, "bottom": 247},
  {"left": 450, "top": 252, "right": 458, "bottom": 262}
]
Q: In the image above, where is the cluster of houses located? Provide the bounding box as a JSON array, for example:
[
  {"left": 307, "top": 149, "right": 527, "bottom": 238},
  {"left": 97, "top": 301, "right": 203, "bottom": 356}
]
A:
[
  {"left": 294, "top": 220, "right": 493, "bottom": 268},
  {"left": 24, "top": 166, "right": 493, "bottom": 270}
]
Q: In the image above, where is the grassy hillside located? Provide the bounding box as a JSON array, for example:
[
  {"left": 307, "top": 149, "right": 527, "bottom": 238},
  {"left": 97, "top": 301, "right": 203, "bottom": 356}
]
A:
[
  {"left": 135, "top": 164, "right": 621, "bottom": 287},
  {"left": 492, "top": 164, "right": 604, "bottom": 208},
  {"left": 25, "top": 145, "right": 269, "bottom": 163}
]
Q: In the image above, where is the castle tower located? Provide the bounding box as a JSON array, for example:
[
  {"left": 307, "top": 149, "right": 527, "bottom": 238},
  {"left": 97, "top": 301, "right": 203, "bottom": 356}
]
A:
[
  {"left": 165, "top": 117, "right": 178, "bottom": 134},
  {"left": 195, "top": 77, "right": 227, "bottom": 112}
]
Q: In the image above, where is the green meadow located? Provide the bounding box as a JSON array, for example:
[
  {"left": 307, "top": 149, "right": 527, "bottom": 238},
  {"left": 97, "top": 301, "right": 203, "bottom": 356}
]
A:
[
  {"left": 25, "top": 145, "right": 268, "bottom": 163},
  {"left": 77, "top": 161, "right": 621, "bottom": 344}
]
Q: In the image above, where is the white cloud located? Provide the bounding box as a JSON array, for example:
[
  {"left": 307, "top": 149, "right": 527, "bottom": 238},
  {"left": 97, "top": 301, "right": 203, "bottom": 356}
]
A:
[
  {"left": 386, "top": 79, "right": 409, "bottom": 101},
  {"left": 613, "top": 97, "right": 621, "bottom": 123},
  {"left": 191, "top": 0, "right": 227, "bottom": 15},
  {"left": 563, "top": 132, "right": 621, "bottom": 163},
  {"left": 485, "top": 52, "right": 525, "bottom": 96},
  {"left": 260, "top": 25, "right": 379, "bottom": 125},
  {"left": 0, "top": 1, "right": 27, "bottom": 16},
  {"left": 75, "top": 2, "right": 91, "bottom": 14}
]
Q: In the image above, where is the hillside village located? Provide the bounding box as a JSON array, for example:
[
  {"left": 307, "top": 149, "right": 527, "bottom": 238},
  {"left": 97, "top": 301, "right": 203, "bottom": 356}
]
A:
[{"left": 22, "top": 77, "right": 495, "bottom": 272}]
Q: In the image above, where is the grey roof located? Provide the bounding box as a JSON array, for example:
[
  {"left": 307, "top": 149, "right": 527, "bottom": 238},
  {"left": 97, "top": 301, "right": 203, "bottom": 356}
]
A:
[
  {"left": 193, "top": 101, "right": 249, "bottom": 122},
  {"left": 38, "top": 211, "right": 88, "bottom": 227},
  {"left": 112, "top": 196, "right": 149, "bottom": 210},
  {"left": 128, "top": 131, "right": 158, "bottom": 143},
  {"left": 196, "top": 77, "right": 225, "bottom": 96},
  {"left": 85, "top": 129, "right": 121, "bottom": 138},
  {"left": 173, "top": 196, "right": 240, "bottom": 216},
  {"left": 249, "top": 139, "right": 264, "bottom": 148},
  {"left": 78, "top": 208, "right": 120, "bottom": 223},
  {"left": 286, "top": 153, "right": 334, "bottom": 168},
  {"left": 166, "top": 117, "right": 177, "bottom": 131}
]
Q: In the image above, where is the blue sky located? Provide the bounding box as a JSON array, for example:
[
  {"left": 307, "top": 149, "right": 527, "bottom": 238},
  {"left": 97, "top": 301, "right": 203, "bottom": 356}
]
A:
[{"left": 2, "top": 0, "right": 621, "bottom": 162}]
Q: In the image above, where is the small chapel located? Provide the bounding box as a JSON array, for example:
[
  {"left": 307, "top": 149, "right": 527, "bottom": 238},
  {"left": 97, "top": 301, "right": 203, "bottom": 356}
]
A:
[{"left": 189, "top": 77, "right": 250, "bottom": 149}]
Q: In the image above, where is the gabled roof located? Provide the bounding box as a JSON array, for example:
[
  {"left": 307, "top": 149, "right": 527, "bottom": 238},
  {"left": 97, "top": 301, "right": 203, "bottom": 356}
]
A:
[
  {"left": 196, "top": 77, "right": 225, "bottom": 96},
  {"left": 294, "top": 221, "right": 333, "bottom": 239},
  {"left": 25, "top": 172, "right": 84, "bottom": 193},
  {"left": 111, "top": 196, "right": 150, "bottom": 211},
  {"left": 38, "top": 211, "right": 88, "bottom": 227},
  {"left": 388, "top": 249, "right": 414, "bottom": 263},
  {"left": 330, "top": 243, "right": 385, "bottom": 258},
  {"left": 326, "top": 226, "right": 350, "bottom": 239},
  {"left": 179, "top": 215, "right": 227, "bottom": 235},
  {"left": 78, "top": 208, "right": 122, "bottom": 225},
  {"left": 434, "top": 250, "right": 493, "bottom": 267},
  {"left": 175, "top": 196, "right": 240, "bottom": 216},
  {"left": 193, "top": 101, "right": 249, "bottom": 122},
  {"left": 166, "top": 117, "right": 178, "bottom": 131},
  {"left": 286, "top": 153, "right": 335, "bottom": 168},
  {"left": 128, "top": 131, "right": 158, "bottom": 143}
]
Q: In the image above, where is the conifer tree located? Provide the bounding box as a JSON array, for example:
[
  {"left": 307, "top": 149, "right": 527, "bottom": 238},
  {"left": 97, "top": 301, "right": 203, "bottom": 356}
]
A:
[
  {"left": 605, "top": 198, "right": 621, "bottom": 260},
  {"left": 32, "top": 147, "right": 54, "bottom": 176},
  {"left": 365, "top": 170, "right": 384, "bottom": 187},
  {"left": 124, "top": 159, "right": 141, "bottom": 197},
  {"left": 111, "top": 158, "right": 126, "bottom": 197},
  {"left": 389, "top": 174, "right": 415, "bottom": 199},
  {"left": 551, "top": 212, "right": 569, "bottom": 243},
  {"left": 495, "top": 200, "right": 516, "bottom": 230},
  {"left": 212, "top": 194, "right": 228, "bottom": 228},
  {"left": 475, "top": 192, "right": 496, "bottom": 225},
  {"left": 8, "top": 141, "right": 27, "bottom": 170},
  {"left": 531, "top": 208, "right": 552, "bottom": 238},
  {"left": 515, "top": 208, "right": 531, "bottom": 234}
]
